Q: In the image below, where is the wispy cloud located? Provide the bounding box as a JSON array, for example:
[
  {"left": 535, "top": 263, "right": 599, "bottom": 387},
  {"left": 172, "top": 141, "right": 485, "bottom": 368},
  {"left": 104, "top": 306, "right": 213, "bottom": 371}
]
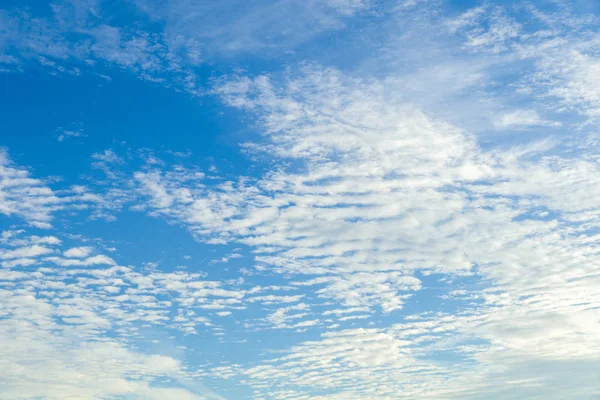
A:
[
  {"left": 0, "top": 149, "right": 100, "bottom": 228},
  {"left": 494, "top": 109, "right": 562, "bottom": 129}
]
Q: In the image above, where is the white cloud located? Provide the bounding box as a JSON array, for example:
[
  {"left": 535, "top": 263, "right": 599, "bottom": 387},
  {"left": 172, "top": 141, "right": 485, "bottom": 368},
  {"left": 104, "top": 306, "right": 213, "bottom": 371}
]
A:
[
  {"left": 0, "top": 244, "right": 54, "bottom": 260},
  {"left": 0, "top": 149, "right": 101, "bottom": 228},
  {"left": 215, "top": 311, "right": 232, "bottom": 317},
  {"left": 326, "top": 0, "right": 371, "bottom": 16},
  {"left": 533, "top": 47, "right": 600, "bottom": 117},
  {"left": 133, "top": 64, "right": 600, "bottom": 396},
  {"left": 0, "top": 231, "right": 251, "bottom": 398},
  {"left": 56, "top": 124, "right": 85, "bottom": 142},
  {"left": 0, "top": 4, "right": 204, "bottom": 93},
  {"left": 46, "top": 254, "right": 117, "bottom": 266},
  {"left": 446, "top": 2, "right": 600, "bottom": 121},
  {"left": 134, "top": 0, "right": 374, "bottom": 56},
  {"left": 495, "top": 109, "right": 562, "bottom": 130},
  {"left": 63, "top": 246, "right": 93, "bottom": 258},
  {"left": 0, "top": 303, "right": 205, "bottom": 400}
]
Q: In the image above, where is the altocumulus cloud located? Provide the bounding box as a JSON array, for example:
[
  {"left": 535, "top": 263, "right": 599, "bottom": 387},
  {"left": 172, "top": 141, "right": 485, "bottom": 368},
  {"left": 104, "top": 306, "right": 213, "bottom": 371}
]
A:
[{"left": 1, "top": 0, "right": 600, "bottom": 399}]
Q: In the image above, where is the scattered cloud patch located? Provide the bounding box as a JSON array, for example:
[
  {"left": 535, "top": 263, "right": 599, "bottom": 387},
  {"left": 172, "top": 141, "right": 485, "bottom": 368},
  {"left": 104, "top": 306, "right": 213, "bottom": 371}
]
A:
[{"left": 495, "top": 109, "right": 562, "bottom": 130}]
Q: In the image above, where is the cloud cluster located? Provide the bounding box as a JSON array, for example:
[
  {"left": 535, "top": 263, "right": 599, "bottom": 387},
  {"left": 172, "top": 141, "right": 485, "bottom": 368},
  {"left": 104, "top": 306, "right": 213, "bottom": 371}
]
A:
[
  {"left": 449, "top": 1, "right": 600, "bottom": 120},
  {"left": 0, "top": 150, "right": 101, "bottom": 229},
  {"left": 0, "top": 1, "right": 202, "bottom": 92},
  {"left": 0, "top": 229, "right": 299, "bottom": 399},
  {"left": 134, "top": 65, "right": 600, "bottom": 397}
]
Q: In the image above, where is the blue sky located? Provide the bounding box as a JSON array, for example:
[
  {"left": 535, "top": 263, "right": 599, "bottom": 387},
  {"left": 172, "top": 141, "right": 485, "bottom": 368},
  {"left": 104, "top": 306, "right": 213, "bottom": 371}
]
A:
[{"left": 1, "top": 0, "right": 600, "bottom": 399}]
